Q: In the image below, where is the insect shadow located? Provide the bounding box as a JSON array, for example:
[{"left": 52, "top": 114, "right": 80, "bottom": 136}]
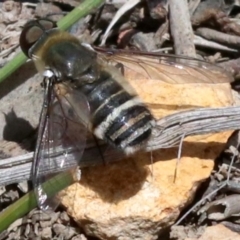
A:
[
  {"left": 77, "top": 140, "right": 227, "bottom": 203},
  {"left": 2, "top": 108, "right": 36, "bottom": 151}
]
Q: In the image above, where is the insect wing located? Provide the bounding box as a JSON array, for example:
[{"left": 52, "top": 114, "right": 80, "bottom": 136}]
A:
[
  {"left": 34, "top": 87, "right": 90, "bottom": 210},
  {"left": 95, "top": 48, "right": 233, "bottom": 84}
]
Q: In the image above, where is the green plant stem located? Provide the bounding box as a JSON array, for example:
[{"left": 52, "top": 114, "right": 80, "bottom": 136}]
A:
[
  {"left": 0, "top": 171, "right": 74, "bottom": 233},
  {"left": 57, "top": 0, "right": 104, "bottom": 30},
  {"left": 0, "top": 52, "right": 27, "bottom": 85},
  {"left": 0, "top": 0, "right": 104, "bottom": 84}
]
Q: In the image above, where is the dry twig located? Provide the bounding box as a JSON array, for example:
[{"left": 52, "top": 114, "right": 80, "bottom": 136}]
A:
[
  {"left": 1, "top": 106, "right": 240, "bottom": 186},
  {"left": 169, "top": 0, "right": 196, "bottom": 57},
  {"left": 196, "top": 27, "right": 240, "bottom": 48}
]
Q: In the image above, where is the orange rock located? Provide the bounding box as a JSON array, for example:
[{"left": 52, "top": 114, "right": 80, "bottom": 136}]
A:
[{"left": 60, "top": 76, "right": 234, "bottom": 239}]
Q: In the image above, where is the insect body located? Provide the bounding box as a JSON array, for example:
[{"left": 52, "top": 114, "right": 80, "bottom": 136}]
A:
[
  {"left": 19, "top": 18, "right": 232, "bottom": 210},
  {"left": 20, "top": 19, "right": 155, "bottom": 156},
  {"left": 79, "top": 67, "right": 155, "bottom": 155}
]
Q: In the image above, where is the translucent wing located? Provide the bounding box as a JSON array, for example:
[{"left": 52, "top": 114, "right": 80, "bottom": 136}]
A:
[
  {"left": 33, "top": 82, "right": 90, "bottom": 210},
  {"left": 95, "top": 48, "right": 233, "bottom": 84}
]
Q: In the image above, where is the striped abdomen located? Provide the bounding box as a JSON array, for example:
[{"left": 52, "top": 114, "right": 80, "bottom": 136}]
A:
[{"left": 80, "top": 71, "right": 155, "bottom": 154}]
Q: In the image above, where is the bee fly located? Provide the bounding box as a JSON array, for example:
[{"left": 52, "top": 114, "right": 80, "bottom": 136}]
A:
[
  {"left": 20, "top": 18, "right": 155, "bottom": 155},
  {"left": 19, "top": 18, "right": 232, "bottom": 210}
]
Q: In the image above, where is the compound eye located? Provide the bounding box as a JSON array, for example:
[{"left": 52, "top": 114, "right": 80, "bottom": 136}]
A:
[{"left": 19, "top": 18, "right": 57, "bottom": 57}]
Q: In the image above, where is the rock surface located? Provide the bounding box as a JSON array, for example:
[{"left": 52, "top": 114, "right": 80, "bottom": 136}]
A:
[
  {"left": 60, "top": 75, "right": 234, "bottom": 239},
  {"left": 0, "top": 62, "right": 42, "bottom": 141},
  {"left": 61, "top": 139, "right": 227, "bottom": 240}
]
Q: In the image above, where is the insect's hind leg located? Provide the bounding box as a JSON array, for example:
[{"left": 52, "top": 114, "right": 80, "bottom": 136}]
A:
[
  {"left": 114, "top": 63, "right": 125, "bottom": 76},
  {"left": 92, "top": 134, "right": 106, "bottom": 165}
]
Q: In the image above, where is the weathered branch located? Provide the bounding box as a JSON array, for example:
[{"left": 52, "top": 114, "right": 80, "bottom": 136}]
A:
[{"left": 1, "top": 106, "right": 240, "bottom": 186}]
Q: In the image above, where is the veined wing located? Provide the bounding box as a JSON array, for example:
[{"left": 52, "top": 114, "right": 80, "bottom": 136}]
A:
[
  {"left": 33, "top": 81, "right": 90, "bottom": 210},
  {"left": 94, "top": 47, "right": 233, "bottom": 84}
]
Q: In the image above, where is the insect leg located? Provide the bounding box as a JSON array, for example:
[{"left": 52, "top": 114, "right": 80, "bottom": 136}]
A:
[
  {"left": 92, "top": 133, "right": 106, "bottom": 165},
  {"left": 114, "top": 62, "right": 125, "bottom": 76},
  {"left": 173, "top": 133, "right": 186, "bottom": 183},
  {"left": 32, "top": 77, "right": 53, "bottom": 204}
]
